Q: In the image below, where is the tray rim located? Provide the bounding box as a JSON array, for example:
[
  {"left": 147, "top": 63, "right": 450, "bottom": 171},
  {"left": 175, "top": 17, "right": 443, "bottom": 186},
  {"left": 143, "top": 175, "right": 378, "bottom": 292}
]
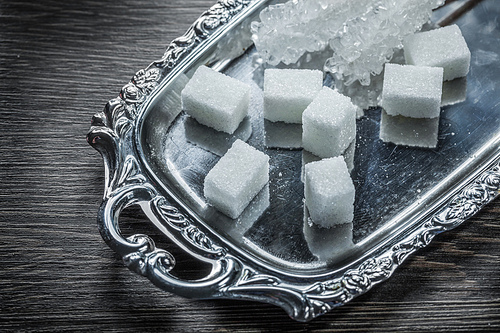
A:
[{"left": 87, "top": 0, "right": 500, "bottom": 322}]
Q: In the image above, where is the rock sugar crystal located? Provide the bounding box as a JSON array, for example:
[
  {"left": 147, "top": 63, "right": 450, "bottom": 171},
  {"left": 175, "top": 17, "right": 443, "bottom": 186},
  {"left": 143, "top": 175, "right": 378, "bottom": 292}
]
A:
[
  {"left": 252, "top": 0, "right": 444, "bottom": 86},
  {"left": 251, "top": 0, "right": 373, "bottom": 66}
]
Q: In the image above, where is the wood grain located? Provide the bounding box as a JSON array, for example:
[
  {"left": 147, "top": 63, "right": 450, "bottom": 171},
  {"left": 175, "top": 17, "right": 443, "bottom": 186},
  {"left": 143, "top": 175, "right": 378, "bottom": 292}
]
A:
[{"left": 0, "top": 0, "right": 499, "bottom": 331}]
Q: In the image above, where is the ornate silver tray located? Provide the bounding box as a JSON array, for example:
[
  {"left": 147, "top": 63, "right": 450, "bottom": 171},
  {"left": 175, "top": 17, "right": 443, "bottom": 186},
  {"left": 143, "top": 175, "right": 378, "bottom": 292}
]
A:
[{"left": 88, "top": 0, "right": 500, "bottom": 321}]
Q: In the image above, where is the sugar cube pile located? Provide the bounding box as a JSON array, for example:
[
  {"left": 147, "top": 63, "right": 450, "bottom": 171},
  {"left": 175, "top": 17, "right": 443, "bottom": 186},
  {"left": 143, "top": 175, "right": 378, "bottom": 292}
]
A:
[
  {"left": 404, "top": 24, "right": 471, "bottom": 81},
  {"left": 204, "top": 140, "right": 269, "bottom": 219},
  {"left": 304, "top": 157, "right": 355, "bottom": 228},
  {"left": 181, "top": 65, "right": 250, "bottom": 134},
  {"left": 302, "top": 87, "right": 357, "bottom": 158},
  {"left": 264, "top": 68, "right": 323, "bottom": 124},
  {"left": 178, "top": 4, "right": 472, "bottom": 255}
]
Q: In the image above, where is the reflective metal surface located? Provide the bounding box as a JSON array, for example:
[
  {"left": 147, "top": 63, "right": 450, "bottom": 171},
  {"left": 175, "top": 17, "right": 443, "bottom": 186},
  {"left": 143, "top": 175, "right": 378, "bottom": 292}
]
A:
[{"left": 88, "top": 0, "right": 500, "bottom": 321}]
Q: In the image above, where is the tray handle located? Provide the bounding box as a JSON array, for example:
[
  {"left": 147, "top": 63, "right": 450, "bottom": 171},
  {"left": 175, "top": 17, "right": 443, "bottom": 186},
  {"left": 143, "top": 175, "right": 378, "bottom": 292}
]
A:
[{"left": 97, "top": 183, "right": 237, "bottom": 298}]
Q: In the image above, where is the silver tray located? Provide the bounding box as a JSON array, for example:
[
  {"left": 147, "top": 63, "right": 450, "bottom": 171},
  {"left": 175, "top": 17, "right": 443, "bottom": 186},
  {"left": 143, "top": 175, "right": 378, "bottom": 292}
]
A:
[{"left": 88, "top": 0, "right": 500, "bottom": 322}]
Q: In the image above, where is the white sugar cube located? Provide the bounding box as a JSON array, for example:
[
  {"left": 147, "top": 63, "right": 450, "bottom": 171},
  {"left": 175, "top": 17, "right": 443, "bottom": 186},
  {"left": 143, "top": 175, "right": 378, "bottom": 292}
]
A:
[
  {"left": 304, "top": 157, "right": 355, "bottom": 228},
  {"left": 264, "top": 68, "right": 323, "bottom": 124},
  {"left": 404, "top": 25, "right": 471, "bottom": 81},
  {"left": 302, "top": 87, "right": 357, "bottom": 158},
  {"left": 380, "top": 110, "right": 440, "bottom": 148},
  {"left": 381, "top": 64, "right": 443, "bottom": 119},
  {"left": 181, "top": 65, "right": 250, "bottom": 134},
  {"left": 204, "top": 140, "right": 269, "bottom": 219}
]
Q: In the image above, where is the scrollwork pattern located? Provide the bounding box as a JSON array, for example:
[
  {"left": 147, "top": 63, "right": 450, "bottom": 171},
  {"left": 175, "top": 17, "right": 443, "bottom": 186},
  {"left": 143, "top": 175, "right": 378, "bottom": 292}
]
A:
[
  {"left": 234, "top": 268, "right": 281, "bottom": 287},
  {"left": 122, "top": 234, "right": 176, "bottom": 277},
  {"left": 341, "top": 257, "right": 393, "bottom": 295},
  {"left": 154, "top": 197, "right": 226, "bottom": 259},
  {"left": 157, "top": 0, "right": 251, "bottom": 70}
]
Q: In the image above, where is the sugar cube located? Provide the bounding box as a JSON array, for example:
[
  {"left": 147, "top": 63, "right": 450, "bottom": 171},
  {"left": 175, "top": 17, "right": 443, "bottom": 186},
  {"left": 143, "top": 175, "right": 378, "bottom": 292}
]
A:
[
  {"left": 304, "top": 157, "right": 355, "bottom": 228},
  {"left": 379, "top": 110, "right": 440, "bottom": 148},
  {"left": 204, "top": 140, "right": 269, "bottom": 219},
  {"left": 302, "top": 87, "right": 357, "bottom": 158},
  {"left": 381, "top": 64, "right": 443, "bottom": 119},
  {"left": 264, "top": 69, "right": 323, "bottom": 124},
  {"left": 181, "top": 65, "right": 250, "bottom": 134},
  {"left": 404, "top": 25, "right": 471, "bottom": 81}
]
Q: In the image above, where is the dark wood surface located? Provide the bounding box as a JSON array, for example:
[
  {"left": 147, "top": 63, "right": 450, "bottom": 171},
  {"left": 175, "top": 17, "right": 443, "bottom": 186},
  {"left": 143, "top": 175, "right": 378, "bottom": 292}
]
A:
[{"left": 1, "top": 0, "right": 499, "bottom": 331}]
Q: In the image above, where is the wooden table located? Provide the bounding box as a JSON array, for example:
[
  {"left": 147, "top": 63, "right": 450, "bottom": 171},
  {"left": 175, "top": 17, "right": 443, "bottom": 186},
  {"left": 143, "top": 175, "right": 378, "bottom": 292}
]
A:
[{"left": 1, "top": 0, "right": 499, "bottom": 331}]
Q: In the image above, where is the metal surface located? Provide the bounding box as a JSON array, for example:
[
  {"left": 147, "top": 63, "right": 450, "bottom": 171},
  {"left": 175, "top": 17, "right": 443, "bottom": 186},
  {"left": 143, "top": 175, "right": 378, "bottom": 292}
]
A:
[{"left": 88, "top": 0, "right": 500, "bottom": 322}]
